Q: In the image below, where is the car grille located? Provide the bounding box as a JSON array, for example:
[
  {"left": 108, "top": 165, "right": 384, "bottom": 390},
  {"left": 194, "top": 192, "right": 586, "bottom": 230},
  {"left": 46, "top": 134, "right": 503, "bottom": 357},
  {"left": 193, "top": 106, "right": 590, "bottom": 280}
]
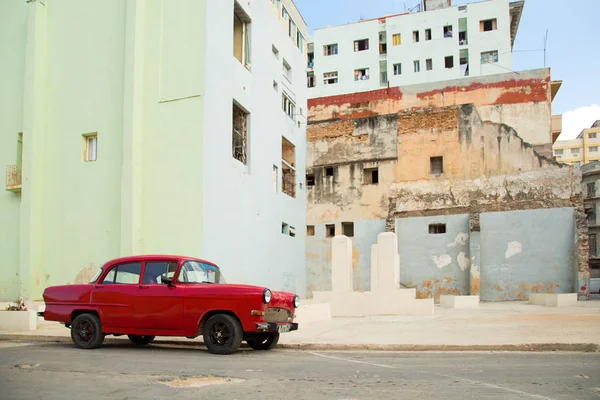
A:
[{"left": 264, "top": 307, "right": 292, "bottom": 323}]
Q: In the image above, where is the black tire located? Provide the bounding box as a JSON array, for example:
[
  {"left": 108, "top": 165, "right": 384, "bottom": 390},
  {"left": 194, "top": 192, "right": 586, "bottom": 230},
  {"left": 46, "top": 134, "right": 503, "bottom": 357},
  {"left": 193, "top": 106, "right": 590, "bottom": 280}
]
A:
[
  {"left": 127, "top": 335, "right": 155, "bottom": 345},
  {"left": 70, "top": 313, "right": 105, "bottom": 349},
  {"left": 246, "top": 332, "right": 280, "bottom": 351},
  {"left": 202, "top": 314, "right": 243, "bottom": 355}
]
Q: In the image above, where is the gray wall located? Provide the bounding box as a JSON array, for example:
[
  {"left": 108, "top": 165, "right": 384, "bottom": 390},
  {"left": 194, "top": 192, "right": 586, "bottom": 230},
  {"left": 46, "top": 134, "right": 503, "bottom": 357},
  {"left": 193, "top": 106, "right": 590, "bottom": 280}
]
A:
[
  {"left": 306, "top": 219, "right": 386, "bottom": 297},
  {"left": 480, "top": 208, "right": 576, "bottom": 301},
  {"left": 396, "top": 214, "right": 471, "bottom": 301}
]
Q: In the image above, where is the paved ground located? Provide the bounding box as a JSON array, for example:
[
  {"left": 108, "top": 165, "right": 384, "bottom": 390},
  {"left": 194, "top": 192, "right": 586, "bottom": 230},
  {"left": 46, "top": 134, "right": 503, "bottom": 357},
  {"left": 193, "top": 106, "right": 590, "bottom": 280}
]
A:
[{"left": 1, "top": 340, "right": 599, "bottom": 400}]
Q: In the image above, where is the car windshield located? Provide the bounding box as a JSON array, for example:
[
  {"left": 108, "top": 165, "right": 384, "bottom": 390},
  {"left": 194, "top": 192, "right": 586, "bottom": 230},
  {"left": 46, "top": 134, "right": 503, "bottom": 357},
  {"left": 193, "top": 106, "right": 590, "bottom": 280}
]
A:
[
  {"left": 89, "top": 268, "right": 103, "bottom": 284},
  {"left": 177, "top": 260, "right": 226, "bottom": 284}
]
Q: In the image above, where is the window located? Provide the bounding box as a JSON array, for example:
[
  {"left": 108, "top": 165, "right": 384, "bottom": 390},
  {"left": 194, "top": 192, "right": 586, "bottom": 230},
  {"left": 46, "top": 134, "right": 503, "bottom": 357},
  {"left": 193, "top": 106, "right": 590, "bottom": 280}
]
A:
[
  {"left": 571, "top": 148, "right": 580, "bottom": 154},
  {"left": 326, "top": 224, "right": 335, "bottom": 238},
  {"left": 430, "top": 156, "right": 443, "bottom": 175},
  {"left": 232, "top": 103, "right": 248, "bottom": 164},
  {"left": 289, "top": 226, "right": 296, "bottom": 237},
  {"left": 392, "top": 34, "right": 401, "bottom": 46},
  {"left": 282, "top": 92, "right": 295, "bottom": 119},
  {"left": 481, "top": 50, "right": 498, "bottom": 64},
  {"left": 458, "top": 5, "right": 467, "bottom": 11},
  {"left": 554, "top": 149, "right": 564, "bottom": 155},
  {"left": 380, "top": 71, "right": 388, "bottom": 84},
  {"left": 354, "top": 68, "right": 370, "bottom": 81},
  {"left": 445, "top": 56, "right": 454, "bottom": 69},
  {"left": 364, "top": 167, "right": 379, "bottom": 184},
  {"left": 573, "top": 161, "right": 581, "bottom": 168},
  {"left": 323, "top": 71, "right": 338, "bottom": 85},
  {"left": 273, "top": 80, "right": 278, "bottom": 91},
  {"left": 307, "top": 225, "right": 315, "bottom": 236},
  {"left": 142, "top": 261, "right": 178, "bottom": 284},
  {"left": 288, "top": 16, "right": 296, "bottom": 41},
  {"left": 323, "top": 43, "right": 338, "bottom": 56},
  {"left": 177, "top": 260, "right": 223, "bottom": 284},
  {"left": 282, "top": 58, "right": 292, "bottom": 81},
  {"left": 443, "top": 25, "right": 453, "bottom": 38},
  {"left": 273, "top": 165, "right": 278, "bottom": 193},
  {"left": 425, "top": 29, "right": 432, "bottom": 40},
  {"left": 429, "top": 224, "right": 446, "bottom": 234},
  {"left": 342, "top": 222, "right": 354, "bottom": 237},
  {"left": 588, "top": 211, "right": 596, "bottom": 226},
  {"left": 297, "top": 31, "right": 304, "bottom": 52},
  {"left": 590, "top": 133, "right": 598, "bottom": 139},
  {"left": 590, "top": 146, "right": 598, "bottom": 152},
  {"left": 414, "top": 60, "right": 420, "bottom": 73},
  {"left": 590, "top": 234, "right": 598, "bottom": 256},
  {"left": 426, "top": 59, "right": 433, "bottom": 71},
  {"left": 272, "top": 44, "right": 279, "bottom": 58},
  {"left": 306, "top": 174, "right": 315, "bottom": 186},
  {"left": 307, "top": 71, "right": 315, "bottom": 88},
  {"left": 354, "top": 39, "right": 369, "bottom": 51},
  {"left": 325, "top": 166, "right": 334, "bottom": 176},
  {"left": 281, "top": 137, "right": 296, "bottom": 198},
  {"left": 588, "top": 182, "right": 596, "bottom": 198},
  {"left": 393, "top": 63, "right": 402, "bottom": 75},
  {"left": 480, "top": 18, "right": 497, "bottom": 32},
  {"left": 233, "top": 3, "right": 251, "bottom": 69},
  {"left": 84, "top": 133, "right": 97, "bottom": 162},
  {"left": 413, "top": 30, "right": 419, "bottom": 42},
  {"left": 101, "top": 263, "right": 141, "bottom": 285}
]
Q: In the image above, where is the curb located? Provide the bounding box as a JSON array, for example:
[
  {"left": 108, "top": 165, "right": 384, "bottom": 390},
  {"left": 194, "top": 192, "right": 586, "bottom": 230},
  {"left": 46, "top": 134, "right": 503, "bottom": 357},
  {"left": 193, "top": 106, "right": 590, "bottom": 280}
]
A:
[{"left": 1, "top": 335, "right": 598, "bottom": 352}]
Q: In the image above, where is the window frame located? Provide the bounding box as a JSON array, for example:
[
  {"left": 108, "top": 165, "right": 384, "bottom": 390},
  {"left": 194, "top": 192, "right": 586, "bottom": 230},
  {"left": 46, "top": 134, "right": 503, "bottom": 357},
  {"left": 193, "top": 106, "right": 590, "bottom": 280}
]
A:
[{"left": 100, "top": 262, "right": 142, "bottom": 285}]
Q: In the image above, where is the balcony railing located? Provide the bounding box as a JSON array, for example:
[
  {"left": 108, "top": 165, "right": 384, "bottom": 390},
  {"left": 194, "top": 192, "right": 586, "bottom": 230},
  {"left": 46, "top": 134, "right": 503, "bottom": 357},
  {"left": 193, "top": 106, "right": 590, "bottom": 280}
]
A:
[{"left": 6, "top": 165, "right": 22, "bottom": 191}]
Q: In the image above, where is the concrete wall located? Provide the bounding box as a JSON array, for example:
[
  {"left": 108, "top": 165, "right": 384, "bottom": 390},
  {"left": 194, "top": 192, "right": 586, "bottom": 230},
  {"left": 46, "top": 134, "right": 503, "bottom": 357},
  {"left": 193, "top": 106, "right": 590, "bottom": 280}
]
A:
[
  {"left": 396, "top": 215, "right": 471, "bottom": 301},
  {"left": 201, "top": 0, "right": 308, "bottom": 296},
  {"left": 306, "top": 220, "right": 386, "bottom": 297},
  {"left": 308, "top": 0, "right": 514, "bottom": 98},
  {"left": 479, "top": 208, "right": 576, "bottom": 301},
  {"left": 308, "top": 68, "right": 552, "bottom": 147}
]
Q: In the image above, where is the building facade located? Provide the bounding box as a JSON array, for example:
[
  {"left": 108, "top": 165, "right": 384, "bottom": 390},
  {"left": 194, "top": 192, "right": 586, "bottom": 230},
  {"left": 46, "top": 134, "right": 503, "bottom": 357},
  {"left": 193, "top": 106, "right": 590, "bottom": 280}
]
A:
[
  {"left": 306, "top": 0, "right": 523, "bottom": 98},
  {"left": 582, "top": 161, "right": 600, "bottom": 295},
  {"left": 553, "top": 121, "right": 600, "bottom": 167},
  {"left": 0, "top": 0, "right": 308, "bottom": 301},
  {"left": 304, "top": 68, "right": 590, "bottom": 302}
]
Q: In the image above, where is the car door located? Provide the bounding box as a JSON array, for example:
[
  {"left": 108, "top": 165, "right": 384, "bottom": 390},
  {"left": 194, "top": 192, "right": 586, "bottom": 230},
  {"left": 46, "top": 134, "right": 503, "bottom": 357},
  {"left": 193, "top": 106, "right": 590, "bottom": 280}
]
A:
[
  {"left": 90, "top": 262, "right": 141, "bottom": 329},
  {"left": 133, "top": 261, "right": 184, "bottom": 331}
]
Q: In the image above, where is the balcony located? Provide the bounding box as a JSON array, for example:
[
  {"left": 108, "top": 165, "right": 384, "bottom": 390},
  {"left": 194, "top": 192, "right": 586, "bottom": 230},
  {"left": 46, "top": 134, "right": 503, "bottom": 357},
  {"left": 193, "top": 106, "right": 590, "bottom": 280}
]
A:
[
  {"left": 5, "top": 165, "right": 22, "bottom": 192},
  {"left": 551, "top": 114, "right": 562, "bottom": 144}
]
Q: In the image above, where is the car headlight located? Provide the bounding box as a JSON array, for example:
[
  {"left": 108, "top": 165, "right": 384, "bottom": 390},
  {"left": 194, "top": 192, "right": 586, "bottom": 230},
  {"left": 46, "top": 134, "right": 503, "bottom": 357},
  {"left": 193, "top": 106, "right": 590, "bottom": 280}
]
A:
[
  {"left": 293, "top": 295, "right": 300, "bottom": 308},
  {"left": 262, "top": 288, "right": 272, "bottom": 304}
]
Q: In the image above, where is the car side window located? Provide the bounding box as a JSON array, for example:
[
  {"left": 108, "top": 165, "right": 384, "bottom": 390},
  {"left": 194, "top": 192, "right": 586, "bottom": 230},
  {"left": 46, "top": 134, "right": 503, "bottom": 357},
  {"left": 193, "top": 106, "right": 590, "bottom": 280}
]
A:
[
  {"left": 101, "top": 262, "right": 141, "bottom": 285},
  {"left": 142, "top": 261, "right": 178, "bottom": 284},
  {"left": 177, "top": 261, "right": 220, "bottom": 283}
]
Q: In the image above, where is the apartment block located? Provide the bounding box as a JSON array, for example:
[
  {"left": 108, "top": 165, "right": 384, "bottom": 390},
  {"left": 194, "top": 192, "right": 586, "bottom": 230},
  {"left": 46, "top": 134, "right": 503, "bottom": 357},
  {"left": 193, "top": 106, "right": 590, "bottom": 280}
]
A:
[
  {"left": 306, "top": 0, "right": 523, "bottom": 98},
  {"left": 553, "top": 121, "right": 600, "bottom": 167},
  {"left": 0, "top": 0, "right": 308, "bottom": 301}
]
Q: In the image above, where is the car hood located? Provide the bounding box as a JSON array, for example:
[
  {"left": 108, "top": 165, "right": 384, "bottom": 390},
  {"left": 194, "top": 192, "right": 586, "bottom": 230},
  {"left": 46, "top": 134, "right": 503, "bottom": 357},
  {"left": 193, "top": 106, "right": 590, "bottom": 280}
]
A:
[{"left": 189, "top": 283, "right": 296, "bottom": 308}]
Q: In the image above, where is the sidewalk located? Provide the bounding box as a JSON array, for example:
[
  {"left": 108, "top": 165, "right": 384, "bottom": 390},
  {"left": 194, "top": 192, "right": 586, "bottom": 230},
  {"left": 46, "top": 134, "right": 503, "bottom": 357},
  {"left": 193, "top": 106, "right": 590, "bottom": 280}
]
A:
[{"left": 1, "top": 301, "right": 599, "bottom": 352}]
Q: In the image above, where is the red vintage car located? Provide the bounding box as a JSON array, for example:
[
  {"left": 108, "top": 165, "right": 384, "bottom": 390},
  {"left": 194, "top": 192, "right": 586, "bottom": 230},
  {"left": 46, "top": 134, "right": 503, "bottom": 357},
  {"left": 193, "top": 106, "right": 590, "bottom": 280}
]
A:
[{"left": 40, "top": 255, "right": 300, "bottom": 354}]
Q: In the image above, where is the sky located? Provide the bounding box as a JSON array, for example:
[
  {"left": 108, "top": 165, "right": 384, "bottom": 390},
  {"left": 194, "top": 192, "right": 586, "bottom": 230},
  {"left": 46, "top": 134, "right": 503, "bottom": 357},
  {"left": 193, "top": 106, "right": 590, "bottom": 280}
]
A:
[{"left": 293, "top": 0, "right": 600, "bottom": 139}]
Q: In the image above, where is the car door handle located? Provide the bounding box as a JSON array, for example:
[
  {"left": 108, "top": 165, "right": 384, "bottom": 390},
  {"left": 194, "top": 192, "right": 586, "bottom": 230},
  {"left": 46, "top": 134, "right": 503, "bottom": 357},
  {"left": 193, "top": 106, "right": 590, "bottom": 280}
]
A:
[
  {"left": 94, "top": 285, "right": 105, "bottom": 289},
  {"left": 138, "top": 285, "right": 150, "bottom": 289}
]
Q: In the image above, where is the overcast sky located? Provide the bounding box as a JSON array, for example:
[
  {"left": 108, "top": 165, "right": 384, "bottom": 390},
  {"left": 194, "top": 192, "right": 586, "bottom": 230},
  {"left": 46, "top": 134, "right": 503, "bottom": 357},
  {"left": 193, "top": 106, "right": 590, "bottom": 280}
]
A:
[{"left": 294, "top": 0, "right": 600, "bottom": 139}]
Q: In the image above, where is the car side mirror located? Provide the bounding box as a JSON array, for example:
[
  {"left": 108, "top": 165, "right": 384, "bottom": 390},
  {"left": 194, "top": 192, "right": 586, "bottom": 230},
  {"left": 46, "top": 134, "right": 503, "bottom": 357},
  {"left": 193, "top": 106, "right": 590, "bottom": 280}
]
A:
[{"left": 162, "top": 277, "right": 175, "bottom": 287}]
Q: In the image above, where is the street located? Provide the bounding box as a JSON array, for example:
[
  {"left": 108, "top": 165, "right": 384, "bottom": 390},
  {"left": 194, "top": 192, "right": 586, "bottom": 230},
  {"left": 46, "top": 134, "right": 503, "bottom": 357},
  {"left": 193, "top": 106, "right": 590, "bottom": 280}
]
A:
[{"left": 0, "top": 341, "right": 599, "bottom": 399}]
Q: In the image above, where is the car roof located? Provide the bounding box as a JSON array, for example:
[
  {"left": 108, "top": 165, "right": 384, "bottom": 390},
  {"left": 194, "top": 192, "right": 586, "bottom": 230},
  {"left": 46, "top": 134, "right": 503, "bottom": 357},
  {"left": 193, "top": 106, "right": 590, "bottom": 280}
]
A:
[{"left": 102, "top": 255, "right": 218, "bottom": 268}]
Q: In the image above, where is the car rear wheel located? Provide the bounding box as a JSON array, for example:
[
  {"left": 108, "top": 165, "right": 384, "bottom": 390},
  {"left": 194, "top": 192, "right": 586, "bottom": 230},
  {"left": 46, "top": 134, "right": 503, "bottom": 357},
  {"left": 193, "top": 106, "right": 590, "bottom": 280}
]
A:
[
  {"left": 246, "top": 332, "right": 280, "bottom": 350},
  {"left": 70, "top": 313, "right": 104, "bottom": 350},
  {"left": 127, "top": 335, "right": 155, "bottom": 345},
  {"left": 202, "top": 314, "right": 243, "bottom": 355}
]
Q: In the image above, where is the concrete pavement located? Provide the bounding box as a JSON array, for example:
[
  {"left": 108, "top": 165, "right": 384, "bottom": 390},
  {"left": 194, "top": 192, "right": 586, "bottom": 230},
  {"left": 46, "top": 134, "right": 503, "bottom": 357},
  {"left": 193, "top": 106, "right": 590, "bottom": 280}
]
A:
[
  {"left": 1, "top": 301, "right": 600, "bottom": 351},
  {"left": 1, "top": 341, "right": 599, "bottom": 399}
]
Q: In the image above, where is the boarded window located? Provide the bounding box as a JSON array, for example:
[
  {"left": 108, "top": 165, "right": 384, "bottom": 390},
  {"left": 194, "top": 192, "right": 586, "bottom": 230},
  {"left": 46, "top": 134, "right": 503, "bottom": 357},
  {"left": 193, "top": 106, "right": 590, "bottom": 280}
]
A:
[
  {"left": 232, "top": 103, "right": 248, "bottom": 164},
  {"left": 430, "top": 156, "right": 443, "bottom": 175},
  {"left": 429, "top": 224, "right": 446, "bottom": 234},
  {"left": 480, "top": 18, "right": 497, "bottom": 32},
  {"left": 326, "top": 224, "right": 335, "bottom": 238},
  {"left": 342, "top": 222, "right": 354, "bottom": 237},
  {"left": 363, "top": 167, "right": 379, "bottom": 184},
  {"left": 307, "top": 225, "right": 315, "bottom": 236}
]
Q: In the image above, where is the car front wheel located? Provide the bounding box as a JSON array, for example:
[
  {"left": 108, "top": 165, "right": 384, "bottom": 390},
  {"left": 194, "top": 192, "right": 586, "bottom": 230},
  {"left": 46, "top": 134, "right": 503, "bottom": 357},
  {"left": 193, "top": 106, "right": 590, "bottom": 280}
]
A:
[
  {"left": 70, "top": 313, "right": 105, "bottom": 349},
  {"left": 127, "top": 335, "right": 155, "bottom": 345},
  {"left": 202, "top": 314, "right": 243, "bottom": 355},
  {"left": 246, "top": 332, "right": 280, "bottom": 350}
]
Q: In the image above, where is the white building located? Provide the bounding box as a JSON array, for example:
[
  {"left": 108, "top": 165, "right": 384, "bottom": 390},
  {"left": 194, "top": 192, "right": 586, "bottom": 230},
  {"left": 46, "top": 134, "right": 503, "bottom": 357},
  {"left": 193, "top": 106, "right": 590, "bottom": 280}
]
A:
[{"left": 306, "top": 0, "right": 523, "bottom": 98}]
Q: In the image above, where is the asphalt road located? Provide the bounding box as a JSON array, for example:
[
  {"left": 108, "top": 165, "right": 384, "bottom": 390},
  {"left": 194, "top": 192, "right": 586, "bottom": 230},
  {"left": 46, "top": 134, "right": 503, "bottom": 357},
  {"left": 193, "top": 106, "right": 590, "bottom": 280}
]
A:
[{"left": 1, "top": 341, "right": 599, "bottom": 400}]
